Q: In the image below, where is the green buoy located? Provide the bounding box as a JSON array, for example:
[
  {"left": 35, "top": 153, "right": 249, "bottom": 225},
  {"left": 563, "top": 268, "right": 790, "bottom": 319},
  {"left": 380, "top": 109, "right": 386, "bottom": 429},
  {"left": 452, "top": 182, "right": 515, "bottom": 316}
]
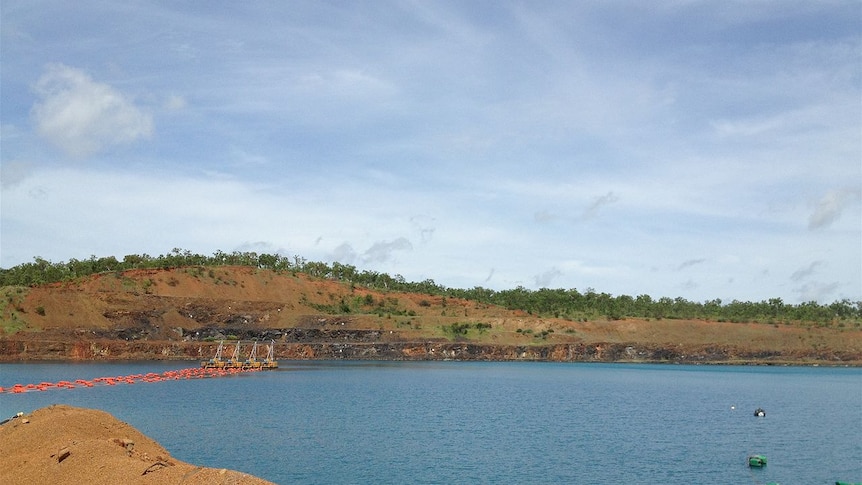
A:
[{"left": 748, "top": 455, "right": 767, "bottom": 467}]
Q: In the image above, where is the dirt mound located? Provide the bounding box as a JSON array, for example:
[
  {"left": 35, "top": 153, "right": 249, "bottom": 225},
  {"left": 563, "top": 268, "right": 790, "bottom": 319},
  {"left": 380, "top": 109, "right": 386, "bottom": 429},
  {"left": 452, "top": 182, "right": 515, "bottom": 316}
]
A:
[{"left": 0, "top": 405, "right": 275, "bottom": 485}]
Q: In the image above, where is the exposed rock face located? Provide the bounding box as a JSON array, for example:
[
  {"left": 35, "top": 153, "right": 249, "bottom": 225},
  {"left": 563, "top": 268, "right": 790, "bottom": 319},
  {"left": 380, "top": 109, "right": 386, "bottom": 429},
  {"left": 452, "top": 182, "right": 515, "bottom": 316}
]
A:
[
  {"left": 1, "top": 337, "right": 857, "bottom": 364},
  {"left": 0, "top": 405, "right": 275, "bottom": 485}
]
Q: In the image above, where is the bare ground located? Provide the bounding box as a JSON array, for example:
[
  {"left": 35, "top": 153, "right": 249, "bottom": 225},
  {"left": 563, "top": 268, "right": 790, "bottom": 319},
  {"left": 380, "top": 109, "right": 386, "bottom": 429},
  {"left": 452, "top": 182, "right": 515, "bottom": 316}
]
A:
[{"left": 0, "top": 405, "right": 274, "bottom": 485}]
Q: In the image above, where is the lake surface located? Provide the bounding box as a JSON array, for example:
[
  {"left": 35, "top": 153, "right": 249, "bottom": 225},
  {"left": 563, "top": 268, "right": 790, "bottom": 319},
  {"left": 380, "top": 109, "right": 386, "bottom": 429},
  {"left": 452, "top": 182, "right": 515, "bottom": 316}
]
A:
[{"left": 1, "top": 361, "right": 860, "bottom": 484}]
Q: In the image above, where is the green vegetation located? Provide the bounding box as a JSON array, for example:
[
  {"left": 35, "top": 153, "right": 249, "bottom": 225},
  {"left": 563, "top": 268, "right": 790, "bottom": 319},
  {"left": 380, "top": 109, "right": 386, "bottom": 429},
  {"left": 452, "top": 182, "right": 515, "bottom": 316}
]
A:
[
  {"left": 443, "top": 322, "right": 493, "bottom": 339},
  {"left": 306, "top": 298, "right": 353, "bottom": 315},
  {"left": 1, "top": 286, "right": 29, "bottom": 333},
  {"left": 1, "top": 249, "right": 860, "bottom": 326}
]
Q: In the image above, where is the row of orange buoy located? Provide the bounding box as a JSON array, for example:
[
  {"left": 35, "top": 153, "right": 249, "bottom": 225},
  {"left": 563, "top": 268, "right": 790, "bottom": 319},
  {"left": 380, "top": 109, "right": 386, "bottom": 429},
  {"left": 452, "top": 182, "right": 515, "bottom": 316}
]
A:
[{"left": 0, "top": 366, "right": 261, "bottom": 394}]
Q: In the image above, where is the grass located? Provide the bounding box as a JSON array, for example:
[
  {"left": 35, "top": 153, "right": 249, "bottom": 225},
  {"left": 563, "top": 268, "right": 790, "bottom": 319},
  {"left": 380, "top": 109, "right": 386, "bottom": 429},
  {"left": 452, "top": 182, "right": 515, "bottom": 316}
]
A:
[{"left": 0, "top": 286, "right": 30, "bottom": 334}]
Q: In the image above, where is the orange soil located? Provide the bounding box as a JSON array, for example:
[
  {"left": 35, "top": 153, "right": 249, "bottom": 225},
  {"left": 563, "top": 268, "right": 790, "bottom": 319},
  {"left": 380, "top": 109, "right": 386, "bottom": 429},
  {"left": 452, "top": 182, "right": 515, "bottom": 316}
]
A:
[{"left": 0, "top": 405, "right": 274, "bottom": 485}]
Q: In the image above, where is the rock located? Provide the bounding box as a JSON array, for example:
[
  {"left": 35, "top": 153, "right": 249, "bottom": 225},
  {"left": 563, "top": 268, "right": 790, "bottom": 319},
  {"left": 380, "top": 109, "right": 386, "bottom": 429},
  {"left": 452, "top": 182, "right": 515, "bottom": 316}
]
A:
[
  {"left": 121, "top": 438, "right": 135, "bottom": 451},
  {"left": 57, "top": 447, "right": 71, "bottom": 463},
  {"left": 113, "top": 437, "right": 135, "bottom": 454}
]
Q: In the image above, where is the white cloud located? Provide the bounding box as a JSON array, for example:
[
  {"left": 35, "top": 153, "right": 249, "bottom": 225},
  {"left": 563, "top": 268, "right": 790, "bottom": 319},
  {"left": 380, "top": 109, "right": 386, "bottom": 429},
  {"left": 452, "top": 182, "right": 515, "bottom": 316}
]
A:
[{"left": 31, "top": 64, "right": 153, "bottom": 158}]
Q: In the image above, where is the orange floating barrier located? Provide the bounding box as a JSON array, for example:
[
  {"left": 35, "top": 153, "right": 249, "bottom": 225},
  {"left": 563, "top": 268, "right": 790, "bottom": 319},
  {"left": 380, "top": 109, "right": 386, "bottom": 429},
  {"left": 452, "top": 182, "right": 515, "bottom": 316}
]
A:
[{"left": 3, "top": 359, "right": 272, "bottom": 396}]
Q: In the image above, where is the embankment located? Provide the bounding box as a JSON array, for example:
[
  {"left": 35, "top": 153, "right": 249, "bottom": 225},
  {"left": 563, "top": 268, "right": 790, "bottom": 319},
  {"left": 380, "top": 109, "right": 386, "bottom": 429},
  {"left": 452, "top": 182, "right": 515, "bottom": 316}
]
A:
[
  {"left": 1, "top": 337, "right": 859, "bottom": 365},
  {"left": 0, "top": 404, "right": 275, "bottom": 485}
]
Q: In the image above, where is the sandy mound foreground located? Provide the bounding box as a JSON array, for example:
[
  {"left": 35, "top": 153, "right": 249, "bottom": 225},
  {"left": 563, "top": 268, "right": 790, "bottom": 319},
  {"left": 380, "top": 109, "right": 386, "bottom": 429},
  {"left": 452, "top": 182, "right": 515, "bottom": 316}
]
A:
[{"left": 0, "top": 405, "right": 275, "bottom": 485}]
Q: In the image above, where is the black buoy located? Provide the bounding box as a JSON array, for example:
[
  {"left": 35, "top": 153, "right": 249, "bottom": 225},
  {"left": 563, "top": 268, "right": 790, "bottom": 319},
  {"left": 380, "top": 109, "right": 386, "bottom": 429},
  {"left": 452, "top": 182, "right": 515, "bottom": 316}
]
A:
[{"left": 754, "top": 407, "right": 765, "bottom": 417}]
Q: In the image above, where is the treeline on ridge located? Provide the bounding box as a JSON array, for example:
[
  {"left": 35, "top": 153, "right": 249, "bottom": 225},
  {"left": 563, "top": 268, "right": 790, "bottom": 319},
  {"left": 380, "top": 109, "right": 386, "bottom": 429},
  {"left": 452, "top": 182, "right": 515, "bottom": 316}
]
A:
[{"left": 1, "top": 249, "right": 859, "bottom": 325}]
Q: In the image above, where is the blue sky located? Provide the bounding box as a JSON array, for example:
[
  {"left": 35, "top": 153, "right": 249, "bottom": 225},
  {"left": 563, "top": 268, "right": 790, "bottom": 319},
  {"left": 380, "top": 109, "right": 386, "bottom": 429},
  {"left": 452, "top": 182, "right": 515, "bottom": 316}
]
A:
[{"left": 1, "top": 1, "right": 860, "bottom": 304}]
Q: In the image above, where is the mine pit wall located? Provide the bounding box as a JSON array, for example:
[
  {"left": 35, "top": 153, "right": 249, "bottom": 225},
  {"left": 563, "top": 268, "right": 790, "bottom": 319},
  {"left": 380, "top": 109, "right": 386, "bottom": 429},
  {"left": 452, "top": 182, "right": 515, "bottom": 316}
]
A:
[{"left": 0, "top": 339, "right": 859, "bottom": 365}]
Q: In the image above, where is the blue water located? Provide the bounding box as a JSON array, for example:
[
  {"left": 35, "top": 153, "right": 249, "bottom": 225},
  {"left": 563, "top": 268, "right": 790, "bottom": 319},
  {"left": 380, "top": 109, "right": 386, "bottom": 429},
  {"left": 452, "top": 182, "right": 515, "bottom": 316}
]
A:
[{"left": 1, "top": 361, "right": 860, "bottom": 484}]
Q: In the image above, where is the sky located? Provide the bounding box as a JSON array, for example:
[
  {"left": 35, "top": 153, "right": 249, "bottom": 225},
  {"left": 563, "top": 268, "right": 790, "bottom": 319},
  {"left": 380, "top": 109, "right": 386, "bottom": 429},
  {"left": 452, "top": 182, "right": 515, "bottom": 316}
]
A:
[{"left": 1, "top": 1, "right": 860, "bottom": 304}]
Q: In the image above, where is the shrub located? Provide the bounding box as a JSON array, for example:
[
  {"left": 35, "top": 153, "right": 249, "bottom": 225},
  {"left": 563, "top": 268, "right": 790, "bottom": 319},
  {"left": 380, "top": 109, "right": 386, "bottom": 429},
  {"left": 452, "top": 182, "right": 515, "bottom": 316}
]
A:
[{"left": 443, "top": 322, "right": 471, "bottom": 337}]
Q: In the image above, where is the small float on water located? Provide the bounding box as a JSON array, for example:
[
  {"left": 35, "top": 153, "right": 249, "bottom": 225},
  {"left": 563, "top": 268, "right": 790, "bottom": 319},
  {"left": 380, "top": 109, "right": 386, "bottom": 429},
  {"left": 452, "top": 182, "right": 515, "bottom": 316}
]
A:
[
  {"left": 748, "top": 454, "right": 767, "bottom": 467},
  {"left": 201, "top": 340, "right": 278, "bottom": 370},
  {"left": 754, "top": 407, "right": 766, "bottom": 417}
]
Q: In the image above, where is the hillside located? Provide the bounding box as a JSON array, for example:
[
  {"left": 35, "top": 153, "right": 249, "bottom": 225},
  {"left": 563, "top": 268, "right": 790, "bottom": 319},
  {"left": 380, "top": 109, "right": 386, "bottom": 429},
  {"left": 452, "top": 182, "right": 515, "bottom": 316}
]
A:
[{"left": 1, "top": 266, "right": 860, "bottom": 364}]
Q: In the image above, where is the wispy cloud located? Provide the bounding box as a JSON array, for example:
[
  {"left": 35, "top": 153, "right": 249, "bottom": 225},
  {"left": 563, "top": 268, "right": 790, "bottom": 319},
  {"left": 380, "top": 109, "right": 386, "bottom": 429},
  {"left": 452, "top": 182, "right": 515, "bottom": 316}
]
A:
[
  {"left": 677, "top": 259, "right": 706, "bottom": 271},
  {"left": 330, "top": 238, "right": 414, "bottom": 266},
  {"left": 329, "top": 243, "right": 358, "bottom": 265},
  {"left": 410, "top": 215, "right": 436, "bottom": 244},
  {"left": 794, "top": 281, "right": 840, "bottom": 303},
  {"left": 808, "top": 187, "right": 862, "bottom": 230},
  {"left": 533, "top": 210, "right": 556, "bottom": 223},
  {"left": 679, "top": 279, "right": 698, "bottom": 291},
  {"left": 791, "top": 261, "right": 823, "bottom": 282},
  {"left": 0, "top": 160, "right": 32, "bottom": 188},
  {"left": 534, "top": 267, "right": 562, "bottom": 288},
  {"left": 163, "top": 94, "right": 187, "bottom": 111},
  {"left": 581, "top": 191, "right": 620, "bottom": 220},
  {"left": 362, "top": 238, "right": 413, "bottom": 264},
  {"left": 31, "top": 64, "right": 152, "bottom": 158}
]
